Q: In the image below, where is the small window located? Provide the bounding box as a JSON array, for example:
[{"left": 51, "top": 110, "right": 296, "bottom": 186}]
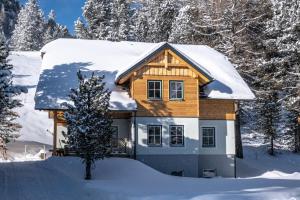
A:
[
  {"left": 202, "top": 127, "right": 215, "bottom": 147},
  {"left": 148, "top": 80, "right": 162, "bottom": 100},
  {"left": 169, "top": 81, "right": 184, "bottom": 100},
  {"left": 170, "top": 125, "right": 184, "bottom": 146},
  {"left": 148, "top": 125, "right": 162, "bottom": 146},
  {"left": 111, "top": 126, "right": 118, "bottom": 147}
]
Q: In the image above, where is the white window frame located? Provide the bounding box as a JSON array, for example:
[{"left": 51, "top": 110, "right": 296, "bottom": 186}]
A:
[
  {"left": 147, "top": 125, "right": 162, "bottom": 146},
  {"left": 169, "top": 80, "right": 184, "bottom": 100},
  {"left": 202, "top": 127, "right": 216, "bottom": 148},
  {"left": 169, "top": 125, "right": 184, "bottom": 147},
  {"left": 147, "top": 80, "right": 162, "bottom": 100}
]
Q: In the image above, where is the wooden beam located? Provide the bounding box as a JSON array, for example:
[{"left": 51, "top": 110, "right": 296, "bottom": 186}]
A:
[
  {"left": 53, "top": 111, "right": 57, "bottom": 155},
  {"left": 164, "top": 50, "right": 168, "bottom": 69}
]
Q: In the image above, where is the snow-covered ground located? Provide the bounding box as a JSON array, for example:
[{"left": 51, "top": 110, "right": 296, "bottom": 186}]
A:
[
  {"left": 0, "top": 148, "right": 299, "bottom": 200},
  {"left": 0, "top": 51, "right": 299, "bottom": 200}
]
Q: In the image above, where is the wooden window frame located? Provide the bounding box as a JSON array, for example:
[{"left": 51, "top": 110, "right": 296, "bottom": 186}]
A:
[
  {"left": 202, "top": 127, "right": 216, "bottom": 148},
  {"left": 147, "top": 125, "right": 162, "bottom": 147},
  {"left": 169, "top": 125, "right": 184, "bottom": 147},
  {"left": 147, "top": 80, "right": 162, "bottom": 100},
  {"left": 169, "top": 80, "right": 184, "bottom": 100}
]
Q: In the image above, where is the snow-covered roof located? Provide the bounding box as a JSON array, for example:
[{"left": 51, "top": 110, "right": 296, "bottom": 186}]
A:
[{"left": 35, "top": 39, "right": 255, "bottom": 110}]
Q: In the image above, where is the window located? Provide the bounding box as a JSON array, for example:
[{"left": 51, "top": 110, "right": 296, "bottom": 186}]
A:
[
  {"left": 202, "top": 127, "right": 215, "bottom": 147},
  {"left": 169, "top": 81, "right": 184, "bottom": 100},
  {"left": 147, "top": 125, "right": 162, "bottom": 146},
  {"left": 111, "top": 126, "right": 118, "bottom": 147},
  {"left": 148, "top": 80, "right": 162, "bottom": 99},
  {"left": 170, "top": 125, "right": 184, "bottom": 146}
]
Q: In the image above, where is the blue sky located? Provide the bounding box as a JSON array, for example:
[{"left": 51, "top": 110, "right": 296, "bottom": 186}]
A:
[{"left": 20, "top": 0, "right": 85, "bottom": 34}]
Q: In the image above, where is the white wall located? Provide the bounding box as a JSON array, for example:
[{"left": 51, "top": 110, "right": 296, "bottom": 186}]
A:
[
  {"left": 199, "top": 120, "right": 235, "bottom": 155},
  {"left": 56, "top": 119, "right": 131, "bottom": 149},
  {"left": 57, "top": 125, "right": 67, "bottom": 149},
  {"left": 136, "top": 117, "right": 200, "bottom": 155},
  {"left": 112, "top": 119, "right": 131, "bottom": 139}
]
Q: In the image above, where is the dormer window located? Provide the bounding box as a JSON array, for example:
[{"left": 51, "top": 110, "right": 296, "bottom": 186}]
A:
[{"left": 148, "top": 80, "right": 162, "bottom": 100}]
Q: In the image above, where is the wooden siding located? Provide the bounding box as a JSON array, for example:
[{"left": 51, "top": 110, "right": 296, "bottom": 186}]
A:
[
  {"left": 132, "top": 75, "right": 199, "bottom": 117},
  {"left": 199, "top": 99, "right": 236, "bottom": 120}
]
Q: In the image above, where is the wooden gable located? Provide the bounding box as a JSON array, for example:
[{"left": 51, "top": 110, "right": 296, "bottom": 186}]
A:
[{"left": 117, "top": 49, "right": 211, "bottom": 86}]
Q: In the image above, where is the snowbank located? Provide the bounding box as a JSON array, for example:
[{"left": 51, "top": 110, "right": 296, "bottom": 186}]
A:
[{"left": 0, "top": 156, "right": 299, "bottom": 200}]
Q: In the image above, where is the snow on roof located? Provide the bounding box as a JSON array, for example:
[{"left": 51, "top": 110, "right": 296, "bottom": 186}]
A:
[{"left": 35, "top": 39, "right": 255, "bottom": 110}]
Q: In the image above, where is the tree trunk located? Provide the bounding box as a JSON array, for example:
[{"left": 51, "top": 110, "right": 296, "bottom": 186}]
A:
[
  {"left": 85, "top": 159, "right": 92, "bottom": 180},
  {"left": 235, "top": 104, "right": 243, "bottom": 158},
  {"left": 295, "top": 123, "right": 300, "bottom": 153},
  {"left": 269, "top": 135, "right": 274, "bottom": 156}
]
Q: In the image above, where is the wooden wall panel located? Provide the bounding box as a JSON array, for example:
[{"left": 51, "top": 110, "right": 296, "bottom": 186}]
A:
[
  {"left": 132, "top": 75, "right": 199, "bottom": 117},
  {"left": 199, "top": 99, "right": 236, "bottom": 120}
]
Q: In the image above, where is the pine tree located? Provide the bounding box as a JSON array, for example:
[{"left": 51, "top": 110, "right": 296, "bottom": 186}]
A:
[
  {"left": 0, "top": 0, "right": 20, "bottom": 40},
  {"left": 44, "top": 10, "right": 71, "bottom": 44},
  {"left": 63, "top": 71, "right": 113, "bottom": 180},
  {"left": 11, "top": 0, "right": 44, "bottom": 50},
  {"left": 82, "top": 0, "right": 112, "bottom": 40},
  {"left": 109, "top": 0, "right": 130, "bottom": 41},
  {"left": 0, "top": 34, "right": 22, "bottom": 155},
  {"left": 132, "top": 6, "right": 150, "bottom": 42},
  {"left": 263, "top": 0, "right": 300, "bottom": 152},
  {"left": 148, "top": 0, "right": 178, "bottom": 42},
  {"left": 74, "top": 18, "right": 90, "bottom": 39},
  {"left": 169, "top": 2, "right": 199, "bottom": 44}
]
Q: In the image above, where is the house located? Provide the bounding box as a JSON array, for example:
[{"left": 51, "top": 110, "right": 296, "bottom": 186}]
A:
[{"left": 34, "top": 39, "right": 255, "bottom": 178}]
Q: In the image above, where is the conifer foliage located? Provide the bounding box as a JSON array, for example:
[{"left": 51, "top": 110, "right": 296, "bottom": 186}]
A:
[
  {"left": 0, "top": 34, "right": 22, "bottom": 150},
  {"left": 63, "top": 71, "right": 113, "bottom": 180},
  {"left": 0, "top": 0, "right": 20, "bottom": 40},
  {"left": 11, "top": 0, "right": 44, "bottom": 50}
]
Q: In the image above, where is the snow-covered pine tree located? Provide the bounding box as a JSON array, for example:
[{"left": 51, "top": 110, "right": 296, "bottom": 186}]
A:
[
  {"left": 63, "top": 71, "right": 113, "bottom": 180},
  {"left": 169, "top": 0, "right": 215, "bottom": 45},
  {"left": 82, "top": 0, "right": 112, "bottom": 40},
  {"left": 11, "top": 0, "right": 44, "bottom": 50},
  {"left": 0, "top": 34, "right": 22, "bottom": 155},
  {"left": 263, "top": 0, "right": 300, "bottom": 152},
  {"left": 109, "top": 0, "right": 130, "bottom": 41},
  {"left": 0, "top": 0, "right": 20, "bottom": 40},
  {"left": 147, "top": 0, "right": 178, "bottom": 42},
  {"left": 169, "top": 1, "right": 199, "bottom": 44},
  {"left": 74, "top": 18, "right": 90, "bottom": 39},
  {"left": 132, "top": 5, "right": 150, "bottom": 42},
  {"left": 43, "top": 10, "right": 71, "bottom": 44}
]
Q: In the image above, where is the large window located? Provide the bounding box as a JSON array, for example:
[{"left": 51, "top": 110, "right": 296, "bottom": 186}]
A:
[
  {"left": 202, "top": 127, "right": 215, "bottom": 147},
  {"left": 169, "top": 81, "right": 184, "bottom": 100},
  {"left": 170, "top": 125, "right": 184, "bottom": 147},
  {"left": 148, "top": 80, "right": 162, "bottom": 100},
  {"left": 147, "top": 125, "right": 162, "bottom": 146}
]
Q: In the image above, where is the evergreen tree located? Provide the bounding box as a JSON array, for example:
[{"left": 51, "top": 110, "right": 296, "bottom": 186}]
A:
[
  {"left": 148, "top": 0, "right": 178, "bottom": 42},
  {"left": 44, "top": 10, "right": 71, "bottom": 44},
  {"left": 109, "top": 0, "right": 130, "bottom": 41},
  {"left": 169, "top": 2, "right": 199, "bottom": 44},
  {"left": 74, "top": 18, "right": 90, "bottom": 39},
  {"left": 82, "top": 0, "right": 112, "bottom": 40},
  {"left": 11, "top": 0, "right": 44, "bottom": 50},
  {"left": 63, "top": 71, "right": 113, "bottom": 180},
  {"left": 0, "top": 0, "right": 20, "bottom": 40},
  {"left": 0, "top": 34, "right": 22, "bottom": 152},
  {"left": 263, "top": 0, "right": 300, "bottom": 152},
  {"left": 132, "top": 6, "right": 150, "bottom": 42}
]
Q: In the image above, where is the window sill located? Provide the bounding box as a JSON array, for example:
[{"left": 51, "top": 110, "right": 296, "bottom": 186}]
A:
[
  {"left": 169, "top": 99, "right": 185, "bottom": 101},
  {"left": 170, "top": 145, "right": 184, "bottom": 147},
  {"left": 148, "top": 145, "right": 162, "bottom": 147}
]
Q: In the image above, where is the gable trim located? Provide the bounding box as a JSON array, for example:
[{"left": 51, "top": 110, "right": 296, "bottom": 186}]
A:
[{"left": 115, "top": 43, "right": 214, "bottom": 84}]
